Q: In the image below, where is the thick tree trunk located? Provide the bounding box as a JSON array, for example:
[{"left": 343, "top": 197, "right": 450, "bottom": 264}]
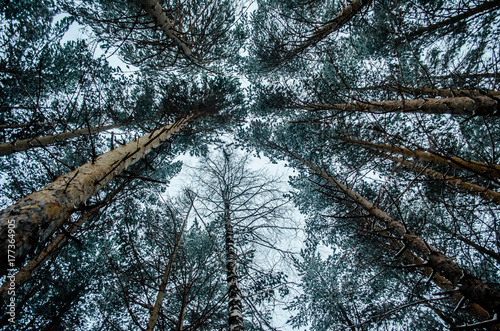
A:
[
  {"left": 1, "top": 206, "right": 96, "bottom": 301},
  {"left": 282, "top": 0, "right": 372, "bottom": 63},
  {"left": 340, "top": 137, "right": 500, "bottom": 180},
  {"left": 396, "top": 1, "right": 500, "bottom": 43},
  {"left": 224, "top": 199, "right": 244, "bottom": 331},
  {"left": 146, "top": 203, "right": 191, "bottom": 331},
  {"left": 0, "top": 115, "right": 192, "bottom": 276},
  {"left": 390, "top": 156, "right": 500, "bottom": 205},
  {"left": 0, "top": 180, "right": 129, "bottom": 303},
  {"left": 281, "top": 149, "right": 500, "bottom": 315},
  {"left": 0, "top": 123, "right": 123, "bottom": 156},
  {"left": 301, "top": 95, "right": 500, "bottom": 116}
]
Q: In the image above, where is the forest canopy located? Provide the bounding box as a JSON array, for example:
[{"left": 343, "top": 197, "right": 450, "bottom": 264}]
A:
[{"left": 1, "top": 0, "right": 500, "bottom": 330}]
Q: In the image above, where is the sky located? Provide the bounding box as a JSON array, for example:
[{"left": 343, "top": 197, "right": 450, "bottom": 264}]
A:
[{"left": 57, "top": 8, "right": 312, "bottom": 329}]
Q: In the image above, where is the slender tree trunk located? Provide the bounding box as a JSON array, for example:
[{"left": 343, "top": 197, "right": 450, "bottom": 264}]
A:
[
  {"left": 300, "top": 95, "right": 500, "bottom": 116},
  {"left": 339, "top": 137, "right": 500, "bottom": 180},
  {"left": 139, "top": 0, "right": 196, "bottom": 61},
  {"left": 0, "top": 115, "right": 193, "bottom": 276},
  {"left": 282, "top": 0, "right": 372, "bottom": 63},
  {"left": 224, "top": 199, "right": 244, "bottom": 331},
  {"left": 279, "top": 147, "right": 500, "bottom": 315},
  {"left": 176, "top": 286, "right": 189, "bottom": 331},
  {"left": 355, "top": 85, "right": 500, "bottom": 98},
  {"left": 390, "top": 156, "right": 500, "bottom": 204},
  {"left": 146, "top": 202, "right": 192, "bottom": 331},
  {"left": 0, "top": 123, "right": 123, "bottom": 156},
  {"left": 396, "top": 1, "right": 500, "bottom": 43}
]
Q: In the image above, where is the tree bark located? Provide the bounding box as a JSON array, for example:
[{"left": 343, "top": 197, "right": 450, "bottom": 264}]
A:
[
  {"left": 0, "top": 123, "right": 123, "bottom": 156},
  {"left": 139, "top": 0, "right": 196, "bottom": 62},
  {"left": 224, "top": 199, "right": 244, "bottom": 331},
  {"left": 279, "top": 148, "right": 500, "bottom": 315},
  {"left": 282, "top": 0, "right": 372, "bottom": 63},
  {"left": 396, "top": 1, "right": 500, "bottom": 43},
  {"left": 0, "top": 115, "right": 192, "bottom": 276},
  {"left": 356, "top": 85, "right": 500, "bottom": 99},
  {"left": 301, "top": 95, "right": 500, "bottom": 116},
  {"left": 0, "top": 179, "right": 129, "bottom": 303},
  {"left": 339, "top": 137, "right": 500, "bottom": 180},
  {"left": 390, "top": 156, "right": 500, "bottom": 205},
  {"left": 146, "top": 202, "right": 192, "bottom": 331}
]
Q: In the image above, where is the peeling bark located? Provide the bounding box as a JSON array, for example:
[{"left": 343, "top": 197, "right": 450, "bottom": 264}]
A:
[
  {"left": 0, "top": 123, "right": 123, "bottom": 156},
  {"left": 0, "top": 116, "right": 192, "bottom": 276},
  {"left": 301, "top": 95, "right": 500, "bottom": 116},
  {"left": 0, "top": 181, "right": 128, "bottom": 302}
]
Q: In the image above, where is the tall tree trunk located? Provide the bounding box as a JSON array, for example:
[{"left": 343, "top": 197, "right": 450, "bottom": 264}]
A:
[
  {"left": 0, "top": 115, "right": 193, "bottom": 276},
  {"left": 389, "top": 156, "right": 500, "bottom": 204},
  {"left": 396, "top": 1, "right": 500, "bottom": 43},
  {"left": 277, "top": 146, "right": 500, "bottom": 315},
  {"left": 139, "top": 0, "right": 196, "bottom": 62},
  {"left": 300, "top": 95, "right": 500, "bottom": 116},
  {"left": 0, "top": 179, "right": 130, "bottom": 303},
  {"left": 282, "top": 0, "right": 372, "bottom": 63},
  {"left": 355, "top": 85, "right": 500, "bottom": 99},
  {"left": 176, "top": 286, "right": 189, "bottom": 331},
  {"left": 339, "top": 137, "right": 500, "bottom": 180},
  {"left": 146, "top": 201, "right": 192, "bottom": 331},
  {"left": 224, "top": 199, "right": 244, "bottom": 331},
  {"left": 0, "top": 123, "right": 123, "bottom": 156}
]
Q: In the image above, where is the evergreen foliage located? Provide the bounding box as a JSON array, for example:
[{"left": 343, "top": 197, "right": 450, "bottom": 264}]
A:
[{"left": 1, "top": 0, "right": 500, "bottom": 330}]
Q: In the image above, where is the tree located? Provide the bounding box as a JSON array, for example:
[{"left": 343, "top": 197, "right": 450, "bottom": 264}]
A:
[{"left": 191, "top": 148, "right": 292, "bottom": 330}]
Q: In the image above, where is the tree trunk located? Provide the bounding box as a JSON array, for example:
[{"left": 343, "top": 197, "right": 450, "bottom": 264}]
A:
[
  {"left": 0, "top": 179, "right": 129, "bottom": 303},
  {"left": 339, "top": 137, "right": 500, "bottom": 180},
  {"left": 301, "top": 95, "right": 500, "bottom": 116},
  {"left": 396, "top": 1, "right": 500, "bottom": 43},
  {"left": 280, "top": 148, "right": 500, "bottom": 315},
  {"left": 390, "top": 156, "right": 500, "bottom": 205},
  {"left": 146, "top": 202, "right": 192, "bottom": 331},
  {"left": 0, "top": 123, "right": 123, "bottom": 156},
  {"left": 356, "top": 85, "right": 500, "bottom": 98},
  {"left": 139, "top": 0, "right": 196, "bottom": 62},
  {"left": 282, "top": 0, "right": 372, "bottom": 63},
  {"left": 224, "top": 199, "right": 244, "bottom": 331},
  {"left": 0, "top": 115, "right": 192, "bottom": 276}
]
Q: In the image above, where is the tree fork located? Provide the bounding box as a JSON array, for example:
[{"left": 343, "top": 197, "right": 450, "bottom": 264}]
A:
[
  {"left": 276, "top": 145, "right": 500, "bottom": 315},
  {"left": 0, "top": 115, "right": 193, "bottom": 276}
]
